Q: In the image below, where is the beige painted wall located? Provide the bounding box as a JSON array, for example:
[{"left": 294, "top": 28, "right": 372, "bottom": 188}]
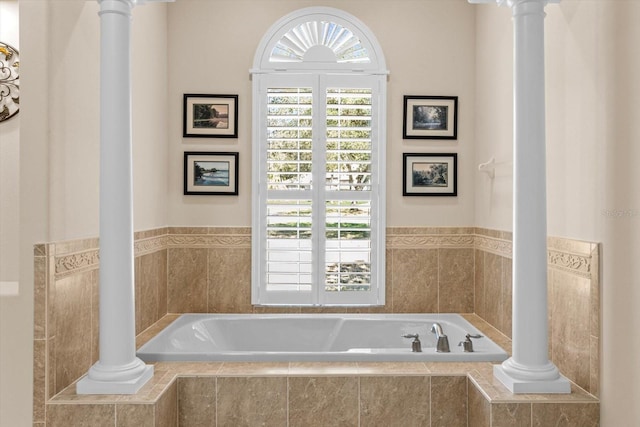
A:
[
  {"left": 0, "top": 0, "right": 23, "bottom": 424},
  {"left": 45, "top": 1, "right": 170, "bottom": 241},
  {"left": 473, "top": 4, "right": 513, "bottom": 231},
  {"left": 0, "top": 0, "right": 20, "bottom": 286},
  {"left": 131, "top": 2, "right": 171, "bottom": 231},
  {"left": 167, "top": 0, "right": 477, "bottom": 227},
  {"left": 47, "top": 2, "right": 100, "bottom": 241},
  {"left": 475, "top": 1, "right": 640, "bottom": 425}
]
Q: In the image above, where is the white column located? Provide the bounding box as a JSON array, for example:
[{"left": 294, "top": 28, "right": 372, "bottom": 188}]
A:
[
  {"left": 470, "top": 0, "right": 570, "bottom": 393},
  {"left": 77, "top": 0, "right": 152, "bottom": 394}
]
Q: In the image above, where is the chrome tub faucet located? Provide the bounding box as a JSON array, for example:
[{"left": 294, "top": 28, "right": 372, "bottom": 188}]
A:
[{"left": 430, "top": 323, "right": 450, "bottom": 353}]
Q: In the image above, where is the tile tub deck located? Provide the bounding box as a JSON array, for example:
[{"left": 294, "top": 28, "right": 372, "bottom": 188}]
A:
[{"left": 42, "top": 314, "right": 599, "bottom": 427}]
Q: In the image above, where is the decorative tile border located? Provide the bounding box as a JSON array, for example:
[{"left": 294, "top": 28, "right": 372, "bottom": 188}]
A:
[
  {"left": 387, "top": 228, "right": 513, "bottom": 258},
  {"left": 54, "top": 249, "right": 100, "bottom": 279},
  {"left": 386, "top": 233, "right": 475, "bottom": 250},
  {"left": 47, "top": 227, "right": 596, "bottom": 280},
  {"left": 135, "top": 235, "right": 169, "bottom": 257},
  {"left": 473, "top": 232, "right": 597, "bottom": 279},
  {"left": 547, "top": 237, "right": 597, "bottom": 280},
  {"left": 547, "top": 249, "right": 592, "bottom": 279},
  {"left": 166, "top": 234, "right": 251, "bottom": 249},
  {"left": 474, "top": 235, "right": 512, "bottom": 258}
]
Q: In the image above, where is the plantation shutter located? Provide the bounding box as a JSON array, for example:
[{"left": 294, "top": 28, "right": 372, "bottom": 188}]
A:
[{"left": 252, "top": 73, "right": 385, "bottom": 306}]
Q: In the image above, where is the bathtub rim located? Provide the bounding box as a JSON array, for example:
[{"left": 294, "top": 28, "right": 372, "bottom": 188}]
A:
[{"left": 136, "top": 312, "right": 510, "bottom": 363}]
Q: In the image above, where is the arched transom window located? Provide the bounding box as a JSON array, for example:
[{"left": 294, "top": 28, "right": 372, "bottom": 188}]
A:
[
  {"left": 269, "top": 20, "right": 370, "bottom": 64},
  {"left": 251, "top": 7, "right": 388, "bottom": 306}
]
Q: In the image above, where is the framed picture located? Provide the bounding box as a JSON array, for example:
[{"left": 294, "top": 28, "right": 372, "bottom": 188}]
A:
[
  {"left": 403, "top": 96, "right": 458, "bottom": 139},
  {"left": 183, "top": 94, "right": 238, "bottom": 138},
  {"left": 403, "top": 153, "right": 457, "bottom": 196},
  {"left": 184, "top": 151, "right": 239, "bottom": 195}
]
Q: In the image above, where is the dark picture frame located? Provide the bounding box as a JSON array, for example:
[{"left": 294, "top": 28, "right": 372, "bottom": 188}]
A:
[
  {"left": 403, "top": 96, "right": 458, "bottom": 139},
  {"left": 403, "top": 153, "right": 457, "bottom": 196},
  {"left": 183, "top": 94, "right": 238, "bottom": 138},
  {"left": 183, "top": 151, "right": 239, "bottom": 195}
]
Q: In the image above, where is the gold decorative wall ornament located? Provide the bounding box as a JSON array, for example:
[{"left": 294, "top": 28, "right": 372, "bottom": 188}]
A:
[{"left": 0, "top": 42, "right": 19, "bottom": 122}]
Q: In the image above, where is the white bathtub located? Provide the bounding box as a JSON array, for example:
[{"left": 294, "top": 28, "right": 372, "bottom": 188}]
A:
[{"left": 137, "top": 313, "right": 508, "bottom": 363}]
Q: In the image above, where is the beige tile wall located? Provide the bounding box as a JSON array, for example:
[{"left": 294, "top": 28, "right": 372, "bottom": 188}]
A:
[
  {"left": 164, "top": 227, "right": 478, "bottom": 314},
  {"left": 32, "top": 228, "right": 170, "bottom": 424},
  {"left": 32, "top": 226, "right": 601, "bottom": 425},
  {"left": 45, "top": 381, "right": 178, "bottom": 427},
  {"left": 177, "top": 374, "right": 467, "bottom": 427},
  {"left": 468, "top": 364, "right": 600, "bottom": 426},
  {"left": 473, "top": 228, "right": 600, "bottom": 396},
  {"left": 548, "top": 237, "right": 600, "bottom": 396},
  {"left": 43, "top": 369, "right": 598, "bottom": 427}
]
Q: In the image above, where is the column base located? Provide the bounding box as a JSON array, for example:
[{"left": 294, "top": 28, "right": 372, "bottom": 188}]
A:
[
  {"left": 76, "top": 359, "right": 154, "bottom": 395},
  {"left": 494, "top": 360, "right": 571, "bottom": 394}
]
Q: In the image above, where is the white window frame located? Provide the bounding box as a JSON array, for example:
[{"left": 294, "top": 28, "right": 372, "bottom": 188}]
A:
[{"left": 251, "top": 7, "right": 388, "bottom": 306}]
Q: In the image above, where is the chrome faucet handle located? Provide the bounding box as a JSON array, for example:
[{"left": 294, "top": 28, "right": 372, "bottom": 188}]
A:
[
  {"left": 402, "top": 334, "right": 422, "bottom": 353},
  {"left": 459, "top": 333, "right": 483, "bottom": 352}
]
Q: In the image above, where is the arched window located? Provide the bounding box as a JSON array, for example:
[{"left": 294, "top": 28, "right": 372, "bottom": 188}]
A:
[{"left": 251, "top": 7, "right": 388, "bottom": 306}]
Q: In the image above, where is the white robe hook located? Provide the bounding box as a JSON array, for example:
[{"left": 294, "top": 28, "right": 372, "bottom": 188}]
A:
[{"left": 478, "top": 157, "right": 496, "bottom": 179}]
